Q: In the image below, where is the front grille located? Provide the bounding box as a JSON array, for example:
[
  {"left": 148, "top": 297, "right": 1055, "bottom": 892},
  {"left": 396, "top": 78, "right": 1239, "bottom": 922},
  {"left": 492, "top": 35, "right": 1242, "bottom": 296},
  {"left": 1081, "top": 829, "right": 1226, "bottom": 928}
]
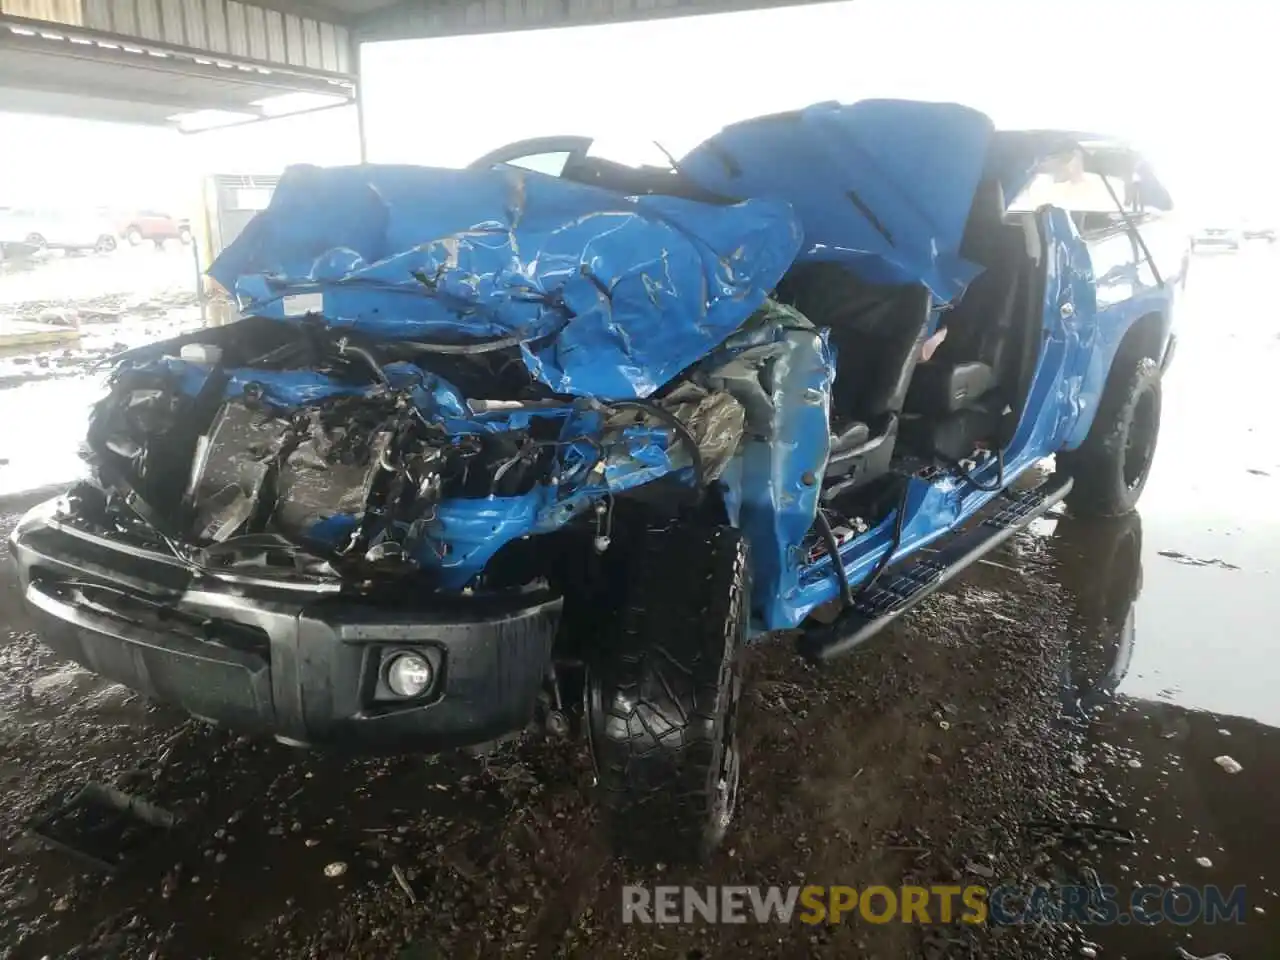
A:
[{"left": 35, "top": 578, "right": 270, "bottom": 657}]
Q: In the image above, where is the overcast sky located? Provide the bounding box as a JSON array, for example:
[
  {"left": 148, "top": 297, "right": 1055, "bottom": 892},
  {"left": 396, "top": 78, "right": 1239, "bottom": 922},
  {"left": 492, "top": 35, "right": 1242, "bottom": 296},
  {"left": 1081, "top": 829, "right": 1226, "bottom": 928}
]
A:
[{"left": 0, "top": 0, "right": 1274, "bottom": 218}]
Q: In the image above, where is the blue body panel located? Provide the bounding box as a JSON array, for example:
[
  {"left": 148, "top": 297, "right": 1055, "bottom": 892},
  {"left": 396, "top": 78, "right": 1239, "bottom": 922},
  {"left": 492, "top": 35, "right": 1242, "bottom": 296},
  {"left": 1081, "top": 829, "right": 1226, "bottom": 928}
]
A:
[
  {"left": 769, "top": 205, "right": 1180, "bottom": 630},
  {"left": 178, "top": 99, "right": 1181, "bottom": 634},
  {"left": 210, "top": 163, "right": 802, "bottom": 400},
  {"left": 681, "top": 100, "right": 992, "bottom": 304},
  {"left": 715, "top": 320, "right": 835, "bottom": 629},
  {"left": 1055, "top": 215, "right": 1179, "bottom": 449}
]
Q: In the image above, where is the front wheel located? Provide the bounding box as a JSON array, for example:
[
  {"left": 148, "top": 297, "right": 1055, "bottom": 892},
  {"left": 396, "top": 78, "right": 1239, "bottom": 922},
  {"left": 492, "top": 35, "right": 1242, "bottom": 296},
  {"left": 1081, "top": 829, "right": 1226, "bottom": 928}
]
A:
[
  {"left": 1061, "top": 355, "right": 1162, "bottom": 517},
  {"left": 588, "top": 525, "right": 749, "bottom": 864},
  {"left": 126, "top": 227, "right": 143, "bottom": 246},
  {"left": 95, "top": 235, "right": 116, "bottom": 254}
]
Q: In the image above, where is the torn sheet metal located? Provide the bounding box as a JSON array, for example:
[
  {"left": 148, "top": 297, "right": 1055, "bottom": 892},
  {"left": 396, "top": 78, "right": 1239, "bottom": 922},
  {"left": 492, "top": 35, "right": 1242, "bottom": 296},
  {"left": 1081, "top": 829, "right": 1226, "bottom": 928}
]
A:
[
  {"left": 104, "top": 348, "right": 726, "bottom": 589},
  {"left": 706, "top": 301, "right": 834, "bottom": 626},
  {"left": 209, "top": 163, "right": 803, "bottom": 399},
  {"left": 680, "top": 99, "right": 992, "bottom": 304},
  {"left": 92, "top": 284, "right": 832, "bottom": 602}
]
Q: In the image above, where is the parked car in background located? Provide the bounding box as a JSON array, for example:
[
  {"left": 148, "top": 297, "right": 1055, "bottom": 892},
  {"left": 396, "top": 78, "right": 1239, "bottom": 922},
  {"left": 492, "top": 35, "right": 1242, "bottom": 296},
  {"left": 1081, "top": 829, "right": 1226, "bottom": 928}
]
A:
[
  {"left": 119, "top": 211, "right": 192, "bottom": 246},
  {"left": 1190, "top": 225, "right": 1242, "bottom": 251},
  {"left": 0, "top": 209, "right": 38, "bottom": 262},
  {"left": 0, "top": 207, "right": 118, "bottom": 253},
  {"left": 1241, "top": 220, "right": 1276, "bottom": 243}
]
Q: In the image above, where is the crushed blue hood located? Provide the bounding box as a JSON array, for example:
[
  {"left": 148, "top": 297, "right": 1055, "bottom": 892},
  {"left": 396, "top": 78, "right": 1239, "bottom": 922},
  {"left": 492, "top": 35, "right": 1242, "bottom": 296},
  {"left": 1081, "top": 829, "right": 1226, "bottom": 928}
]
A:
[
  {"left": 209, "top": 164, "right": 802, "bottom": 400},
  {"left": 679, "top": 99, "right": 995, "bottom": 304}
]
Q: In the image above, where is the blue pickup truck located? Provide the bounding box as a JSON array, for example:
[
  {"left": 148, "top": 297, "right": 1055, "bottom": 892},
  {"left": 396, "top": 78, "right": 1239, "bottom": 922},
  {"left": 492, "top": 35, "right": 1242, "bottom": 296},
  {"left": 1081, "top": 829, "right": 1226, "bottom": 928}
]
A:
[{"left": 9, "top": 99, "right": 1183, "bottom": 863}]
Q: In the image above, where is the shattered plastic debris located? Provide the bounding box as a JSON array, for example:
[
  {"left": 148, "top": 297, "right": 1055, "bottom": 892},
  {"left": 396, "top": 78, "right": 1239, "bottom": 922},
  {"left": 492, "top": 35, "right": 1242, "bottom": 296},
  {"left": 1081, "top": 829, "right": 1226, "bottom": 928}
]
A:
[
  {"left": 1213, "top": 755, "right": 1243, "bottom": 774},
  {"left": 324, "top": 861, "right": 348, "bottom": 878},
  {"left": 1195, "top": 856, "right": 1213, "bottom": 868}
]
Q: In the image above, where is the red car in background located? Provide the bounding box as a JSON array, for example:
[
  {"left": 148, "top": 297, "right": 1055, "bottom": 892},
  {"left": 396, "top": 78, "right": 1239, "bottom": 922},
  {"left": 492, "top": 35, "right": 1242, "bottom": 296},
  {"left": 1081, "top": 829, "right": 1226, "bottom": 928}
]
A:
[{"left": 118, "top": 211, "right": 193, "bottom": 246}]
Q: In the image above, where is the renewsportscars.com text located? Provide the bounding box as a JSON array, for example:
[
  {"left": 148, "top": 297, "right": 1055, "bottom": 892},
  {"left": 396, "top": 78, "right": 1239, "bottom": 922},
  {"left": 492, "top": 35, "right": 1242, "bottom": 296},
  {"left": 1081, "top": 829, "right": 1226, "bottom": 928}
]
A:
[{"left": 621, "top": 884, "right": 1248, "bottom": 926}]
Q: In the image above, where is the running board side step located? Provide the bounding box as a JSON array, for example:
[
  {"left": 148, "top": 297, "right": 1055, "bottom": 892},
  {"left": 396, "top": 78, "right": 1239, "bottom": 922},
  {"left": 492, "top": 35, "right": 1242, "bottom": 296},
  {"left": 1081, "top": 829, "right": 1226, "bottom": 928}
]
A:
[{"left": 798, "top": 475, "right": 1073, "bottom": 662}]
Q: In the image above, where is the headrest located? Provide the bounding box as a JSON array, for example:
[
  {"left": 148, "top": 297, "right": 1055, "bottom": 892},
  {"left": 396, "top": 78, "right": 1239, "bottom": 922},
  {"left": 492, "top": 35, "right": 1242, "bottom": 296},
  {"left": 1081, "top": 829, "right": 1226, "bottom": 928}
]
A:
[
  {"left": 959, "top": 178, "right": 1009, "bottom": 265},
  {"left": 971, "top": 178, "right": 1006, "bottom": 224}
]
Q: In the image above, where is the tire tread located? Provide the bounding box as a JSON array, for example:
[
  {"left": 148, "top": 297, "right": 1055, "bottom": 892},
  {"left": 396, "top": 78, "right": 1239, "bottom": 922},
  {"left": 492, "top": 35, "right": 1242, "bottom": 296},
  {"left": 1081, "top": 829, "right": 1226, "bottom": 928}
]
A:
[{"left": 591, "top": 526, "right": 749, "bottom": 862}]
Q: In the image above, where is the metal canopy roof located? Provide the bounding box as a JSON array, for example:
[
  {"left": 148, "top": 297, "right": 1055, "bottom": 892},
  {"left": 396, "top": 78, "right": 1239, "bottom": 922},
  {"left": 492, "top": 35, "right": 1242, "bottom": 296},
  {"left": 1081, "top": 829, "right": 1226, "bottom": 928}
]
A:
[
  {"left": 0, "top": 0, "right": 360, "bottom": 128},
  {"left": 354, "top": 0, "right": 841, "bottom": 43},
  {"left": 1, "top": 0, "right": 834, "bottom": 129}
]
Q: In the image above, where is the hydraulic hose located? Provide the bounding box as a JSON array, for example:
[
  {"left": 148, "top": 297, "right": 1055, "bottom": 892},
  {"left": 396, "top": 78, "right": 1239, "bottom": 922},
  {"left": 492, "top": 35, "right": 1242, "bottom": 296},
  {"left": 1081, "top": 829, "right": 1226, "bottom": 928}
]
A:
[
  {"left": 397, "top": 333, "right": 526, "bottom": 355},
  {"left": 815, "top": 509, "right": 855, "bottom": 608},
  {"left": 856, "top": 478, "right": 911, "bottom": 599},
  {"left": 948, "top": 447, "right": 1005, "bottom": 492},
  {"left": 609, "top": 400, "right": 707, "bottom": 492},
  {"left": 337, "top": 340, "right": 391, "bottom": 386}
]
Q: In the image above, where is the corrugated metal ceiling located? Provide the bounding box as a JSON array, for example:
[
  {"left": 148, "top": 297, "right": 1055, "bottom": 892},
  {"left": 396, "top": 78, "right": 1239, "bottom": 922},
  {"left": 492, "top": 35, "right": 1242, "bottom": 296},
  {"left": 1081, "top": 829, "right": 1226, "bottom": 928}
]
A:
[
  {"left": 1, "top": 0, "right": 356, "bottom": 72},
  {"left": 0, "top": 0, "right": 838, "bottom": 127},
  {"left": 0, "top": 31, "right": 353, "bottom": 124},
  {"left": 0, "top": 0, "right": 355, "bottom": 127},
  {"left": 354, "top": 0, "right": 841, "bottom": 41}
]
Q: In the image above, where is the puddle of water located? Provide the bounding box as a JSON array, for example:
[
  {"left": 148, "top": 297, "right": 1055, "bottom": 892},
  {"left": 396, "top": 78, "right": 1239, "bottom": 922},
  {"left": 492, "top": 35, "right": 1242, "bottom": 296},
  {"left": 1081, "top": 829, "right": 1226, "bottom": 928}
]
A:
[
  {"left": 1097, "top": 252, "right": 1280, "bottom": 727},
  {"left": 1014, "top": 507, "right": 1280, "bottom": 957},
  {"left": 1019, "top": 250, "right": 1280, "bottom": 955}
]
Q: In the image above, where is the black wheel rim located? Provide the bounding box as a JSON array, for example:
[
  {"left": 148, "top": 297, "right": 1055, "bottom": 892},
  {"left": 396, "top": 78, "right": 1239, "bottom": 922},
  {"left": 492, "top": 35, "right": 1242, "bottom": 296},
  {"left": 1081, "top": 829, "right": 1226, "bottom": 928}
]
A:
[{"left": 1123, "top": 391, "right": 1158, "bottom": 489}]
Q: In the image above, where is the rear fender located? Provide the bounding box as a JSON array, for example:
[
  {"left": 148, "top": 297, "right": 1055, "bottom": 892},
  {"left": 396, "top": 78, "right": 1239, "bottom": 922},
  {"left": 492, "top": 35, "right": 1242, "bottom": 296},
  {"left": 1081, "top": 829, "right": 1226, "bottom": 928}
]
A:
[{"left": 1056, "top": 212, "right": 1175, "bottom": 450}]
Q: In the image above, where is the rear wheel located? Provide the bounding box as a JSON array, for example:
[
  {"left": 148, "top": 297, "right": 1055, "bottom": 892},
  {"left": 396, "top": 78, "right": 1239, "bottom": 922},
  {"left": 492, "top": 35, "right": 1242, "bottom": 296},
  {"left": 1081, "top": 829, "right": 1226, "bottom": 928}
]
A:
[
  {"left": 95, "top": 234, "right": 116, "bottom": 254},
  {"left": 1062, "top": 355, "right": 1162, "bottom": 517},
  {"left": 588, "top": 525, "right": 749, "bottom": 863},
  {"left": 178, "top": 226, "right": 193, "bottom": 245}
]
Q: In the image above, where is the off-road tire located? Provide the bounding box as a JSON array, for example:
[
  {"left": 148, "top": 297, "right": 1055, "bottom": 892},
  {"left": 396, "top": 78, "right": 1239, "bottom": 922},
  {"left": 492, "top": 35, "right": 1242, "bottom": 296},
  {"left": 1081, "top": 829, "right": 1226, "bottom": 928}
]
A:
[
  {"left": 1062, "top": 355, "right": 1162, "bottom": 517},
  {"left": 588, "top": 525, "right": 749, "bottom": 864}
]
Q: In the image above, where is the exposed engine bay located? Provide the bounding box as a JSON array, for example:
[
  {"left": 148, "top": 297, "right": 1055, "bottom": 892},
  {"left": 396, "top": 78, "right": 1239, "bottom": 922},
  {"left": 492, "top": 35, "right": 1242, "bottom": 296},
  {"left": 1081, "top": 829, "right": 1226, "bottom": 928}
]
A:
[{"left": 78, "top": 306, "right": 792, "bottom": 594}]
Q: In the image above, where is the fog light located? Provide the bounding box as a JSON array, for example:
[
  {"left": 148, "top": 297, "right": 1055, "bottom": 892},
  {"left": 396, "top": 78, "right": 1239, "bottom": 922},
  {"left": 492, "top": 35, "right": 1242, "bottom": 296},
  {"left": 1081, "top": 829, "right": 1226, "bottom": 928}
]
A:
[{"left": 385, "top": 652, "right": 434, "bottom": 698}]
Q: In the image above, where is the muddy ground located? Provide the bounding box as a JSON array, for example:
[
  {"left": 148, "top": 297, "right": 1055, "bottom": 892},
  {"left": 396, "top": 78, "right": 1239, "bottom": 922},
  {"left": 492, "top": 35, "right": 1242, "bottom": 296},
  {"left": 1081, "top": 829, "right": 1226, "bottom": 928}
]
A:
[{"left": 0, "top": 248, "right": 1277, "bottom": 959}]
